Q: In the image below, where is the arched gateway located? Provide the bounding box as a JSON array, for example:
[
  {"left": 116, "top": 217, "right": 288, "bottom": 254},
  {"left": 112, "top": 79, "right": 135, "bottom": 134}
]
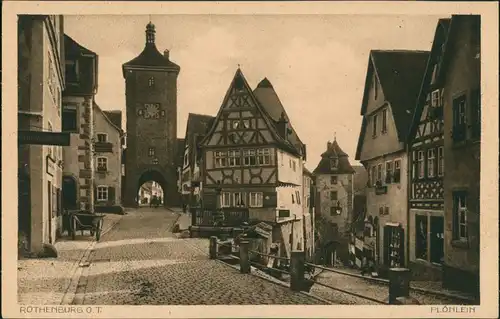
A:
[{"left": 122, "top": 22, "right": 181, "bottom": 208}]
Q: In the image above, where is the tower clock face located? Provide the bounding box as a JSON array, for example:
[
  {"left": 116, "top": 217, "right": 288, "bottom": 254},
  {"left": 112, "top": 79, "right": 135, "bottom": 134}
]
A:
[{"left": 143, "top": 103, "right": 161, "bottom": 119}]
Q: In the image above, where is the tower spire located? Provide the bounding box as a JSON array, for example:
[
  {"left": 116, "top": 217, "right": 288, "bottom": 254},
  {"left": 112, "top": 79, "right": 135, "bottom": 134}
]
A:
[{"left": 146, "top": 20, "right": 156, "bottom": 45}]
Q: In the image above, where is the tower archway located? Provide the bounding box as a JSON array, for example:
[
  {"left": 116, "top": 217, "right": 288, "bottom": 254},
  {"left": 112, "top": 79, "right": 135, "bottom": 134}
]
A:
[{"left": 136, "top": 169, "right": 167, "bottom": 207}]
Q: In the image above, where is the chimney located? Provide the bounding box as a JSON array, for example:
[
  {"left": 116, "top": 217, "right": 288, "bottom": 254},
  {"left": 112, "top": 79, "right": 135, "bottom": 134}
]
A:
[
  {"left": 164, "top": 49, "right": 170, "bottom": 60},
  {"left": 276, "top": 112, "right": 289, "bottom": 141}
]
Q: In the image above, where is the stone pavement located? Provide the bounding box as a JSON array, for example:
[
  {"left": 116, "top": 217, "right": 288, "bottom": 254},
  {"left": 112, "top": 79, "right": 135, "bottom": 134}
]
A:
[
  {"left": 310, "top": 266, "right": 475, "bottom": 305},
  {"left": 17, "top": 213, "right": 123, "bottom": 305},
  {"left": 68, "top": 208, "right": 326, "bottom": 305}
]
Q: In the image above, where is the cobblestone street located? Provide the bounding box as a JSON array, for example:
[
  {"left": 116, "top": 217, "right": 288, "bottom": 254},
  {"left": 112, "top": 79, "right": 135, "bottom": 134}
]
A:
[{"left": 71, "top": 208, "right": 326, "bottom": 305}]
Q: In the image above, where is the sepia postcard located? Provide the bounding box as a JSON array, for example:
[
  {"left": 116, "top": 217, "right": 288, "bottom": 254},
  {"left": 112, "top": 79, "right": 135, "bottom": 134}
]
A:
[{"left": 2, "top": 1, "right": 499, "bottom": 318}]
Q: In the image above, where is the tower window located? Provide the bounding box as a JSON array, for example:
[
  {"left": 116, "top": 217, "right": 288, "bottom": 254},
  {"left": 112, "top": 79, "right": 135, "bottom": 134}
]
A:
[
  {"left": 148, "top": 77, "right": 155, "bottom": 87},
  {"left": 148, "top": 147, "right": 156, "bottom": 157}
]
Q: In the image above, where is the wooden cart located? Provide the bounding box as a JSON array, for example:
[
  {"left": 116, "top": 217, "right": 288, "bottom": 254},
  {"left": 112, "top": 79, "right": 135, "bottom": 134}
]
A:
[{"left": 68, "top": 211, "right": 105, "bottom": 241}]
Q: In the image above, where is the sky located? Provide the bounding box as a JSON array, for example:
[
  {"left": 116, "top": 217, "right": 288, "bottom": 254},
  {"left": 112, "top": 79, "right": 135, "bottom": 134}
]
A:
[{"left": 64, "top": 14, "right": 444, "bottom": 171}]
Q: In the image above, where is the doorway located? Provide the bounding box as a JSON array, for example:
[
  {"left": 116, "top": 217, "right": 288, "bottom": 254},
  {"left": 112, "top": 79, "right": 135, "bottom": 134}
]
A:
[
  {"left": 430, "top": 216, "right": 444, "bottom": 264},
  {"left": 62, "top": 176, "right": 78, "bottom": 210}
]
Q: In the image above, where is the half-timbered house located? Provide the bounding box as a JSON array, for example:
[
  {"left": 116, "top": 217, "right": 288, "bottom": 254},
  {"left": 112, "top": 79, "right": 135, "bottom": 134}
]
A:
[
  {"left": 355, "top": 50, "right": 429, "bottom": 272},
  {"left": 198, "top": 68, "right": 307, "bottom": 259},
  {"left": 407, "top": 19, "right": 450, "bottom": 281}
]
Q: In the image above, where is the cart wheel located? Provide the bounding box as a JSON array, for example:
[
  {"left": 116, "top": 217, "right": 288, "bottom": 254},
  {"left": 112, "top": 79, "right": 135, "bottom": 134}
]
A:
[
  {"left": 71, "top": 217, "right": 76, "bottom": 240},
  {"left": 96, "top": 219, "right": 103, "bottom": 241}
]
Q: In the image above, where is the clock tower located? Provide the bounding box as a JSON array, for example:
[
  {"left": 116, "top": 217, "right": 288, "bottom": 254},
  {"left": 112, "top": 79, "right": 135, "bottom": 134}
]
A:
[{"left": 122, "top": 22, "right": 181, "bottom": 207}]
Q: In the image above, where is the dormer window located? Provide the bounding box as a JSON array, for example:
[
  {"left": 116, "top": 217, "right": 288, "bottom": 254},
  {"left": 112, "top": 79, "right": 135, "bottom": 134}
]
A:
[
  {"left": 330, "top": 158, "right": 338, "bottom": 170},
  {"left": 65, "top": 60, "right": 79, "bottom": 83}
]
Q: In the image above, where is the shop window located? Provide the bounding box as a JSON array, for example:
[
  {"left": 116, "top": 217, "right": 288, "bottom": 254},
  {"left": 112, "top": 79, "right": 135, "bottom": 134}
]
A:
[{"left": 415, "top": 215, "right": 428, "bottom": 260}]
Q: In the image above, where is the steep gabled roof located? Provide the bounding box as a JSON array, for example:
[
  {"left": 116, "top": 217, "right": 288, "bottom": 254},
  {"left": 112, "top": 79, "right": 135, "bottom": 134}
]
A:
[
  {"left": 122, "top": 22, "right": 180, "bottom": 77},
  {"left": 407, "top": 18, "right": 451, "bottom": 143},
  {"left": 93, "top": 102, "right": 123, "bottom": 134},
  {"left": 253, "top": 77, "right": 305, "bottom": 157},
  {"left": 439, "top": 15, "right": 480, "bottom": 86},
  {"left": 199, "top": 68, "right": 302, "bottom": 156},
  {"left": 103, "top": 110, "right": 123, "bottom": 130},
  {"left": 355, "top": 50, "right": 430, "bottom": 160},
  {"left": 313, "top": 139, "right": 355, "bottom": 175},
  {"left": 183, "top": 113, "right": 215, "bottom": 167},
  {"left": 64, "top": 34, "right": 97, "bottom": 57}
]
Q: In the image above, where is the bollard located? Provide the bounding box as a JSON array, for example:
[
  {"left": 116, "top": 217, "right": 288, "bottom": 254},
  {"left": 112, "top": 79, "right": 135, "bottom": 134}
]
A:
[
  {"left": 388, "top": 268, "right": 411, "bottom": 304},
  {"left": 239, "top": 240, "right": 250, "bottom": 274},
  {"left": 209, "top": 236, "right": 218, "bottom": 259},
  {"left": 290, "top": 250, "right": 305, "bottom": 292}
]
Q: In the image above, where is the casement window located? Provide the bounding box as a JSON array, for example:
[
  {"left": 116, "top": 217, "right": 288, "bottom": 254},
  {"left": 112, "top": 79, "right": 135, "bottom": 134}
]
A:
[
  {"left": 215, "top": 151, "right": 227, "bottom": 168},
  {"left": 295, "top": 191, "right": 301, "bottom": 205},
  {"left": 233, "top": 192, "right": 245, "bottom": 207},
  {"left": 257, "top": 148, "right": 271, "bottom": 165},
  {"left": 384, "top": 206, "right": 389, "bottom": 215},
  {"left": 470, "top": 88, "right": 481, "bottom": 139},
  {"left": 371, "top": 166, "right": 376, "bottom": 186},
  {"left": 97, "top": 186, "right": 108, "bottom": 201},
  {"left": 452, "top": 94, "right": 467, "bottom": 142},
  {"left": 437, "top": 147, "right": 444, "bottom": 177},
  {"left": 152, "top": 158, "right": 159, "bottom": 165},
  {"left": 148, "top": 76, "right": 155, "bottom": 87},
  {"left": 382, "top": 109, "right": 388, "bottom": 133},
  {"left": 377, "top": 163, "right": 383, "bottom": 182},
  {"left": 427, "top": 148, "right": 436, "bottom": 178},
  {"left": 243, "top": 149, "right": 256, "bottom": 166},
  {"left": 379, "top": 207, "right": 384, "bottom": 215},
  {"left": 228, "top": 150, "right": 241, "bottom": 167},
  {"left": 292, "top": 161, "right": 296, "bottom": 172},
  {"left": 330, "top": 175, "right": 338, "bottom": 185},
  {"left": 330, "top": 191, "right": 338, "bottom": 200},
  {"left": 97, "top": 157, "right": 108, "bottom": 171},
  {"left": 249, "top": 192, "right": 263, "bottom": 207},
  {"left": 453, "top": 191, "right": 468, "bottom": 241},
  {"left": 97, "top": 133, "right": 107, "bottom": 143},
  {"left": 220, "top": 192, "right": 231, "bottom": 207},
  {"left": 417, "top": 151, "right": 425, "bottom": 179},
  {"left": 385, "top": 161, "right": 393, "bottom": 183},
  {"left": 372, "top": 114, "right": 378, "bottom": 137},
  {"left": 431, "top": 89, "right": 441, "bottom": 107},
  {"left": 62, "top": 108, "right": 78, "bottom": 132},
  {"left": 149, "top": 147, "right": 156, "bottom": 157},
  {"left": 394, "top": 159, "right": 401, "bottom": 183}
]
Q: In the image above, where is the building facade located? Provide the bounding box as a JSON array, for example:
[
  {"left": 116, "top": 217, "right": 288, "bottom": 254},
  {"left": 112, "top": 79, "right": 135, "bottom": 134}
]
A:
[
  {"left": 93, "top": 104, "right": 124, "bottom": 213},
  {"left": 355, "top": 50, "right": 429, "bottom": 271},
  {"left": 313, "top": 139, "right": 355, "bottom": 265},
  {"left": 198, "top": 70, "right": 308, "bottom": 258},
  {"left": 302, "top": 168, "right": 315, "bottom": 261},
  {"left": 18, "top": 15, "right": 65, "bottom": 254},
  {"left": 61, "top": 34, "right": 98, "bottom": 219},
  {"left": 441, "top": 15, "right": 481, "bottom": 296},
  {"left": 122, "top": 22, "right": 181, "bottom": 207},
  {"left": 179, "top": 113, "right": 215, "bottom": 210},
  {"left": 407, "top": 19, "right": 449, "bottom": 281}
]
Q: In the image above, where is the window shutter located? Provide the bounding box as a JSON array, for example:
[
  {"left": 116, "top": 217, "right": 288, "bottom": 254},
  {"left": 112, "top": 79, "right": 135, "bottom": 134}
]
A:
[
  {"left": 383, "top": 225, "right": 391, "bottom": 266},
  {"left": 399, "top": 227, "right": 405, "bottom": 267},
  {"left": 263, "top": 192, "right": 277, "bottom": 207},
  {"left": 108, "top": 187, "right": 115, "bottom": 203}
]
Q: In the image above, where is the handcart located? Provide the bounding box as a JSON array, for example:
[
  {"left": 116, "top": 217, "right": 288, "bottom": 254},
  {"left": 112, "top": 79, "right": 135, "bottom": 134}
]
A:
[{"left": 68, "top": 210, "right": 105, "bottom": 241}]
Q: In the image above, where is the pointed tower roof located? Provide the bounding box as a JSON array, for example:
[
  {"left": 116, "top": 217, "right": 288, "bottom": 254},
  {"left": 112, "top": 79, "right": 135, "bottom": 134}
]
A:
[
  {"left": 122, "top": 22, "right": 180, "bottom": 77},
  {"left": 313, "top": 138, "right": 355, "bottom": 175}
]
